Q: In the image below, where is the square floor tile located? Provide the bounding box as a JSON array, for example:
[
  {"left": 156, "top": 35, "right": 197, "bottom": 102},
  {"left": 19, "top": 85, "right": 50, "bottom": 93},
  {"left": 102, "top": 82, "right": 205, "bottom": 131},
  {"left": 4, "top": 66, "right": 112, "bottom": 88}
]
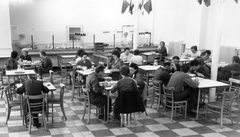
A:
[
  {"left": 91, "top": 129, "right": 114, "bottom": 136},
  {"left": 145, "top": 124, "right": 169, "bottom": 131},
  {"left": 172, "top": 128, "right": 199, "bottom": 136},
  {"left": 202, "top": 132, "right": 226, "bottom": 137},
  {"left": 128, "top": 126, "right": 151, "bottom": 133},
  {"left": 154, "top": 130, "right": 180, "bottom": 137},
  {"left": 207, "top": 125, "right": 233, "bottom": 132},
  {"left": 179, "top": 121, "right": 204, "bottom": 128}
]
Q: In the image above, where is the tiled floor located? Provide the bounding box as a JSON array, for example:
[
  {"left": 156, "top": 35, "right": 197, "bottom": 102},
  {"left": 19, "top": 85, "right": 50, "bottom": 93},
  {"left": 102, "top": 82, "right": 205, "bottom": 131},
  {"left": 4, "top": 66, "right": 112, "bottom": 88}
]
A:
[{"left": 1, "top": 74, "right": 240, "bottom": 137}]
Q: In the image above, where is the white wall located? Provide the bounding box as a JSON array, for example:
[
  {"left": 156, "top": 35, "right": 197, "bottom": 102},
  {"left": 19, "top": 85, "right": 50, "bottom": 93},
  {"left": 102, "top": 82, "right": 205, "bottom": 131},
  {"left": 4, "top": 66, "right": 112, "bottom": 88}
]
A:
[{"left": 0, "top": 0, "right": 12, "bottom": 56}]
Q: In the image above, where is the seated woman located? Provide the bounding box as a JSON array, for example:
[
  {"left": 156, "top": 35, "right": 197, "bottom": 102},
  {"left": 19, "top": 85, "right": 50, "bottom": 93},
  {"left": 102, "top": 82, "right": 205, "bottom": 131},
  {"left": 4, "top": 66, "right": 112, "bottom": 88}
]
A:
[
  {"left": 76, "top": 52, "right": 92, "bottom": 69},
  {"left": 74, "top": 49, "right": 85, "bottom": 63},
  {"left": 129, "top": 63, "right": 145, "bottom": 93},
  {"left": 6, "top": 51, "right": 19, "bottom": 70},
  {"left": 108, "top": 50, "right": 123, "bottom": 80},
  {"left": 19, "top": 49, "right": 32, "bottom": 61},
  {"left": 155, "top": 41, "right": 167, "bottom": 63},
  {"left": 111, "top": 66, "right": 140, "bottom": 120},
  {"left": 39, "top": 51, "right": 53, "bottom": 78}
]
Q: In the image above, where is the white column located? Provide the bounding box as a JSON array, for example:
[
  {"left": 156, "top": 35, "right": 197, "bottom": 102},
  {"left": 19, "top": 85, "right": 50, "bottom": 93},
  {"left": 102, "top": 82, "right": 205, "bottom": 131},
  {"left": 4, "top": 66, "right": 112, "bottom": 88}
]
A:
[
  {"left": 209, "top": 1, "right": 225, "bottom": 102},
  {"left": 133, "top": 9, "right": 140, "bottom": 50},
  {"left": 0, "top": 0, "right": 12, "bottom": 54}
]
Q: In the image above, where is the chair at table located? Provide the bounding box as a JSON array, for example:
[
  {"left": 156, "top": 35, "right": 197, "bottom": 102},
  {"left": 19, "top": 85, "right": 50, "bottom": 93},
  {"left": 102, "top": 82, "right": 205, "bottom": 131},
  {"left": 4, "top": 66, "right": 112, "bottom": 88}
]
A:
[
  {"left": 26, "top": 94, "right": 48, "bottom": 134},
  {"left": 116, "top": 91, "right": 146, "bottom": 127},
  {"left": 4, "top": 86, "right": 23, "bottom": 124},
  {"left": 162, "top": 85, "right": 188, "bottom": 121},
  {"left": 58, "top": 56, "right": 72, "bottom": 85},
  {"left": 82, "top": 87, "right": 105, "bottom": 124},
  {"left": 70, "top": 71, "right": 84, "bottom": 101},
  {"left": 150, "top": 80, "right": 163, "bottom": 111},
  {"left": 205, "top": 79, "right": 240, "bottom": 128},
  {"left": 47, "top": 83, "right": 67, "bottom": 122},
  {"left": 231, "top": 70, "right": 240, "bottom": 79}
]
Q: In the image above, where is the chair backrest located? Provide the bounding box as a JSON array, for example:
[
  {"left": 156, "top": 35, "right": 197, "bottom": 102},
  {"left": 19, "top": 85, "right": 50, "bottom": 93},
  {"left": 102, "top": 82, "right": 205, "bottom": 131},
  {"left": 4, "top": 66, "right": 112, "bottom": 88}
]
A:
[
  {"left": 59, "top": 83, "right": 65, "bottom": 102},
  {"left": 118, "top": 91, "right": 145, "bottom": 114},
  {"left": 162, "top": 85, "right": 175, "bottom": 103},
  {"left": 26, "top": 94, "right": 45, "bottom": 114},
  {"left": 229, "top": 78, "right": 240, "bottom": 91},
  {"left": 231, "top": 71, "right": 240, "bottom": 79},
  {"left": 49, "top": 70, "right": 54, "bottom": 84},
  {"left": 82, "top": 87, "right": 90, "bottom": 106},
  {"left": 152, "top": 80, "right": 163, "bottom": 94},
  {"left": 4, "top": 87, "right": 12, "bottom": 106}
]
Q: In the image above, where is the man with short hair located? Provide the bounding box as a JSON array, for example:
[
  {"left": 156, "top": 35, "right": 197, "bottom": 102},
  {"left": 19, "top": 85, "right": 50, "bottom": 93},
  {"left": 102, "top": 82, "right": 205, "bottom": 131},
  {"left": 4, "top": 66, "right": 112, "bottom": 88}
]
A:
[
  {"left": 190, "top": 60, "right": 210, "bottom": 79},
  {"left": 85, "top": 65, "right": 112, "bottom": 119},
  {"left": 76, "top": 52, "right": 92, "bottom": 69},
  {"left": 218, "top": 56, "right": 240, "bottom": 81},
  {"left": 171, "top": 56, "right": 181, "bottom": 73},
  {"left": 39, "top": 51, "right": 53, "bottom": 78},
  {"left": 153, "top": 62, "right": 171, "bottom": 86},
  {"left": 120, "top": 47, "right": 133, "bottom": 62},
  {"left": 20, "top": 50, "right": 32, "bottom": 61},
  {"left": 129, "top": 49, "right": 143, "bottom": 65},
  {"left": 17, "top": 74, "right": 49, "bottom": 128},
  {"left": 195, "top": 50, "right": 211, "bottom": 65},
  {"left": 167, "top": 64, "right": 199, "bottom": 117},
  {"left": 189, "top": 46, "right": 201, "bottom": 58}
]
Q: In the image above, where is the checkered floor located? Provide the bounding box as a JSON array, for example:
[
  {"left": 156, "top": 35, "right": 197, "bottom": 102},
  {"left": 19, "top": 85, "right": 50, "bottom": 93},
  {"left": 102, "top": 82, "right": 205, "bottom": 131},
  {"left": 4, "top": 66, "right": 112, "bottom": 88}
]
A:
[{"left": 1, "top": 73, "right": 240, "bottom": 137}]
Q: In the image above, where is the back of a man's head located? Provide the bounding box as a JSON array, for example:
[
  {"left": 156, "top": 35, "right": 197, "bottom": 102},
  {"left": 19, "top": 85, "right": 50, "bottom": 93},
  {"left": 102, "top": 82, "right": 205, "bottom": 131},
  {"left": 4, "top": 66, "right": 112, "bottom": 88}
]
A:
[
  {"left": 190, "top": 60, "right": 199, "bottom": 67},
  {"left": 181, "top": 64, "right": 190, "bottom": 73},
  {"left": 163, "top": 62, "right": 171, "bottom": 67},
  {"left": 233, "top": 56, "right": 240, "bottom": 64},
  {"left": 95, "top": 65, "right": 105, "bottom": 73}
]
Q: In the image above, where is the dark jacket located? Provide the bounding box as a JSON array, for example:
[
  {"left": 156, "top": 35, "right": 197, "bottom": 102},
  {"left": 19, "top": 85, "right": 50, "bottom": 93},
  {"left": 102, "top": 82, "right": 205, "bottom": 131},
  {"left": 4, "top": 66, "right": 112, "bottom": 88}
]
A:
[
  {"left": 6, "top": 57, "right": 18, "bottom": 70},
  {"left": 218, "top": 64, "right": 240, "bottom": 81},
  {"left": 108, "top": 59, "right": 123, "bottom": 80},
  {"left": 40, "top": 56, "right": 53, "bottom": 71},
  {"left": 153, "top": 67, "right": 171, "bottom": 86},
  {"left": 157, "top": 46, "right": 167, "bottom": 57},
  {"left": 16, "top": 79, "right": 49, "bottom": 115},
  {"left": 76, "top": 59, "right": 92, "bottom": 69},
  {"left": 111, "top": 77, "right": 139, "bottom": 94},
  {"left": 20, "top": 55, "right": 32, "bottom": 61},
  {"left": 132, "top": 73, "right": 145, "bottom": 93}
]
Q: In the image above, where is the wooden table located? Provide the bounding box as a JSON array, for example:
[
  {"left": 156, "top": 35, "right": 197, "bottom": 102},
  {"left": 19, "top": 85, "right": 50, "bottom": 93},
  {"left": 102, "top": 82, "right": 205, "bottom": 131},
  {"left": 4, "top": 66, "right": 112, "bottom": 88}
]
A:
[
  {"left": 192, "top": 77, "right": 230, "bottom": 119},
  {"left": 141, "top": 52, "right": 159, "bottom": 63},
  {"left": 59, "top": 55, "right": 75, "bottom": 85},
  {"left": 76, "top": 69, "right": 111, "bottom": 76},
  {"left": 138, "top": 65, "right": 161, "bottom": 85},
  {"left": 6, "top": 70, "right": 36, "bottom": 87}
]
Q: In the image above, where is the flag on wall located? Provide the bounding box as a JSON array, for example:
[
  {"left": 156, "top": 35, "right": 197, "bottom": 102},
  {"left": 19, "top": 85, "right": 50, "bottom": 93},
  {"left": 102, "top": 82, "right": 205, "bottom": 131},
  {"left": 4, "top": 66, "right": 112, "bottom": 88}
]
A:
[
  {"left": 204, "top": 0, "right": 211, "bottom": 7},
  {"left": 129, "top": 0, "right": 134, "bottom": 14},
  {"left": 144, "top": 0, "right": 152, "bottom": 14},
  {"left": 197, "top": 0, "right": 202, "bottom": 4},
  {"left": 121, "top": 0, "right": 130, "bottom": 14}
]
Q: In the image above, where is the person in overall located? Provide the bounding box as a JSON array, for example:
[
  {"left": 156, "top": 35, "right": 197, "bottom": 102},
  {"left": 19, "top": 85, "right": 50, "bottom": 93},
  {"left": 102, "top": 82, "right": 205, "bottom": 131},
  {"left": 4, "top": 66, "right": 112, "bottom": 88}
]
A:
[{"left": 16, "top": 74, "right": 49, "bottom": 128}]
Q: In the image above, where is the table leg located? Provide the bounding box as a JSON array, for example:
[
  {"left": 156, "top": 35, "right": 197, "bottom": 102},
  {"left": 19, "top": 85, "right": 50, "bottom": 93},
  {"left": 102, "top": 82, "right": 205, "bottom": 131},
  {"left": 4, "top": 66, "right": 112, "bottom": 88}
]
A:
[
  {"left": 146, "top": 72, "right": 149, "bottom": 86},
  {"left": 51, "top": 90, "right": 54, "bottom": 123},
  {"left": 65, "top": 59, "right": 67, "bottom": 86},
  {"left": 196, "top": 89, "right": 201, "bottom": 119},
  {"left": 107, "top": 91, "right": 109, "bottom": 123}
]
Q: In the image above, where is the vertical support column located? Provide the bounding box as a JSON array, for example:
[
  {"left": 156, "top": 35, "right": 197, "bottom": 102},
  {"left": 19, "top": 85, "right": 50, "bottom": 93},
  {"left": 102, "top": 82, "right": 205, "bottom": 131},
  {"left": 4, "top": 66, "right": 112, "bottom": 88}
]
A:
[
  {"left": 209, "top": 1, "right": 224, "bottom": 102},
  {"left": 133, "top": 9, "right": 140, "bottom": 50}
]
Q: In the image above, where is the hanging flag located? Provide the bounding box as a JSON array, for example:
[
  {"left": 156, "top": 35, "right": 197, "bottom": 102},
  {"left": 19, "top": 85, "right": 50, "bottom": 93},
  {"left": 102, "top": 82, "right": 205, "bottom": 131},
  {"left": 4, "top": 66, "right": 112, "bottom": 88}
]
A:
[
  {"left": 138, "top": 0, "right": 144, "bottom": 9},
  {"left": 129, "top": 0, "right": 134, "bottom": 14},
  {"left": 197, "top": 0, "right": 202, "bottom": 4},
  {"left": 204, "top": 0, "right": 211, "bottom": 7},
  {"left": 121, "top": 0, "right": 130, "bottom": 14},
  {"left": 144, "top": 0, "right": 152, "bottom": 14},
  {"left": 235, "top": 0, "right": 238, "bottom": 3}
]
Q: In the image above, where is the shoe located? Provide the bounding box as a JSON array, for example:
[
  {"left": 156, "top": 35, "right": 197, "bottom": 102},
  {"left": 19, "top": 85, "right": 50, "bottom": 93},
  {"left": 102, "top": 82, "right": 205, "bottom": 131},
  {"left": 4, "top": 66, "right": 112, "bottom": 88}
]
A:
[{"left": 33, "top": 123, "right": 41, "bottom": 128}]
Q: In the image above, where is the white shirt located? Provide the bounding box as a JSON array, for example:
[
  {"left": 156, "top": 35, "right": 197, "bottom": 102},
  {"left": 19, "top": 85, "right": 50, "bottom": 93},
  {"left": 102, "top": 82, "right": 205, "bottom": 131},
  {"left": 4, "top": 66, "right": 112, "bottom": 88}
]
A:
[
  {"left": 120, "top": 53, "right": 133, "bottom": 62},
  {"left": 190, "top": 51, "right": 201, "bottom": 58},
  {"left": 121, "top": 36, "right": 132, "bottom": 46},
  {"left": 130, "top": 55, "right": 143, "bottom": 65}
]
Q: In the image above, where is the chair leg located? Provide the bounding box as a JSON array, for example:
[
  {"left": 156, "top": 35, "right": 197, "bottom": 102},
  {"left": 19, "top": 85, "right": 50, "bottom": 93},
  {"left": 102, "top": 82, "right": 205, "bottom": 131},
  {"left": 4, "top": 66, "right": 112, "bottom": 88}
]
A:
[
  {"left": 43, "top": 112, "right": 48, "bottom": 131},
  {"left": 71, "top": 86, "right": 75, "bottom": 101},
  {"left": 205, "top": 105, "right": 208, "bottom": 122},
  {"left": 120, "top": 114, "right": 123, "bottom": 127},
  {"left": 162, "top": 101, "right": 166, "bottom": 116},
  {"left": 29, "top": 115, "right": 32, "bottom": 134},
  {"left": 82, "top": 105, "right": 87, "bottom": 121},
  {"left": 60, "top": 103, "right": 67, "bottom": 121},
  {"left": 0, "top": 87, "right": 3, "bottom": 98},
  {"left": 157, "top": 95, "right": 161, "bottom": 112},
  {"left": 220, "top": 108, "right": 224, "bottom": 128},
  {"left": 171, "top": 106, "right": 174, "bottom": 121},
  {"left": 87, "top": 105, "right": 91, "bottom": 124},
  {"left": 5, "top": 107, "right": 11, "bottom": 124},
  {"left": 150, "top": 90, "right": 156, "bottom": 108}
]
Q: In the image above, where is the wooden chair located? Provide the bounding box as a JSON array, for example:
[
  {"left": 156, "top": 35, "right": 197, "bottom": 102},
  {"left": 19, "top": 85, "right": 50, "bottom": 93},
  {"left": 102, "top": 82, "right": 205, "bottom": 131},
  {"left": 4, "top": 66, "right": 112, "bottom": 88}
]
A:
[
  {"left": 82, "top": 87, "right": 105, "bottom": 124},
  {"left": 231, "top": 70, "right": 240, "bottom": 79},
  {"left": 150, "top": 80, "right": 163, "bottom": 111},
  {"left": 205, "top": 78, "right": 240, "bottom": 128},
  {"left": 4, "top": 86, "right": 23, "bottom": 124},
  {"left": 47, "top": 83, "right": 67, "bottom": 122},
  {"left": 26, "top": 94, "right": 48, "bottom": 134},
  {"left": 162, "top": 85, "right": 188, "bottom": 121},
  {"left": 70, "top": 71, "right": 84, "bottom": 101}
]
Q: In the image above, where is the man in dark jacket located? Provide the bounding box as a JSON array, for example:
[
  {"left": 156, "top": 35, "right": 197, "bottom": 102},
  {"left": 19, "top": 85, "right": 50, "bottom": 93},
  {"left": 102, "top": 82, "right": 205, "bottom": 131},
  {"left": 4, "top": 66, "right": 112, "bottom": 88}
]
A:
[
  {"left": 153, "top": 62, "right": 171, "bottom": 86},
  {"left": 16, "top": 74, "right": 49, "bottom": 128},
  {"left": 85, "top": 65, "right": 112, "bottom": 120},
  {"left": 39, "top": 50, "right": 53, "bottom": 78}
]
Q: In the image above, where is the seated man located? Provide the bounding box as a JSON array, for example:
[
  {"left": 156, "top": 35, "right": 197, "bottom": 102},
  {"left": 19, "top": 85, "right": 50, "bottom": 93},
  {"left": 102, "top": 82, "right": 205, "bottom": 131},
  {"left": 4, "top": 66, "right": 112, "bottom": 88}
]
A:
[
  {"left": 153, "top": 62, "right": 171, "bottom": 86},
  {"left": 167, "top": 64, "right": 199, "bottom": 117},
  {"left": 6, "top": 51, "right": 19, "bottom": 70},
  {"left": 76, "top": 52, "right": 92, "bottom": 69},
  {"left": 111, "top": 66, "right": 139, "bottom": 120},
  {"left": 129, "top": 49, "right": 143, "bottom": 65},
  {"left": 19, "top": 49, "right": 32, "bottom": 61},
  {"left": 190, "top": 60, "right": 210, "bottom": 79},
  {"left": 85, "top": 65, "right": 112, "bottom": 119},
  {"left": 120, "top": 47, "right": 133, "bottom": 62},
  {"left": 39, "top": 51, "right": 53, "bottom": 78},
  {"left": 16, "top": 74, "right": 49, "bottom": 128},
  {"left": 195, "top": 50, "right": 211, "bottom": 65},
  {"left": 217, "top": 56, "right": 240, "bottom": 81},
  {"left": 171, "top": 56, "right": 181, "bottom": 73}
]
